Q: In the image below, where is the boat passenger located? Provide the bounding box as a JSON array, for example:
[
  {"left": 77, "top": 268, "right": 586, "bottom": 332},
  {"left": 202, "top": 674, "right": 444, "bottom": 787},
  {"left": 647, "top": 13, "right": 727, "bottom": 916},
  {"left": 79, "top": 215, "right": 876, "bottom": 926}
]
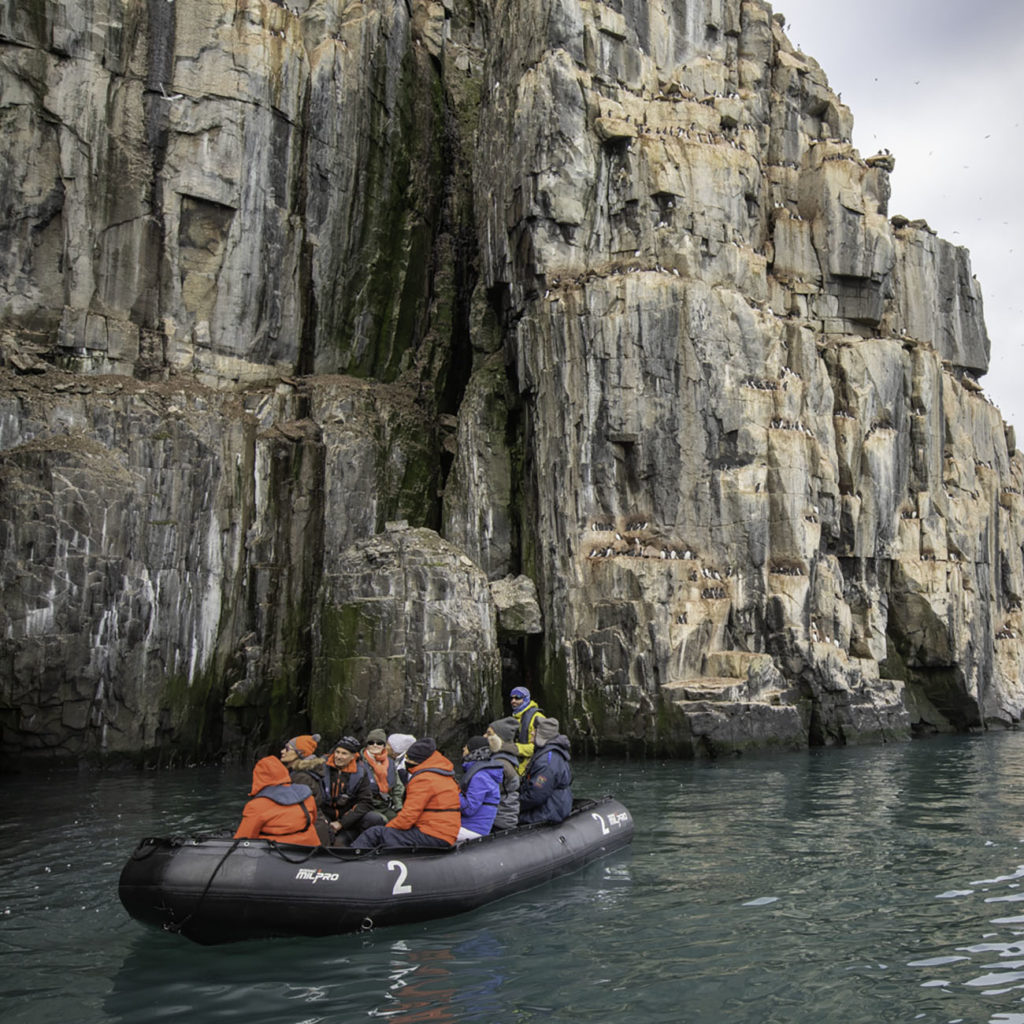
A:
[
  {"left": 485, "top": 718, "right": 521, "bottom": 830},
  {"left": 361, "top": 728, "right": 405, "bottom": 828},
  {"left": 509, "top": 686, "right": 544, "bottom": 775},
  {"left": 323, "top": 735, "right": 375, "bottom": 846},
  {"left": 517, "top": 717, "right": 573, "bottom": 826},
  {"left": 234, "top": 755, "right": 321, "bottom": 846},
  {"left": 456, "top": 736, "right": 504, "bottom": 841},
  {"left": 280, "top": 733, "right": 331, "bottom": 844},
  {"left": 387, "top": 733, "right": 417, "bottom": 784},
  {"left": 351, "top": 738, "right": 461, "bottom": 850}
]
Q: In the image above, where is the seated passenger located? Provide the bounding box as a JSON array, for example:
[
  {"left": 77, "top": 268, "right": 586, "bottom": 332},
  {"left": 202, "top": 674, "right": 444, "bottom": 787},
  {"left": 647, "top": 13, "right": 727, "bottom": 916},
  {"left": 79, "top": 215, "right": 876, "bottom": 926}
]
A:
[
  {"left": 457, "top": 735, "right": 504, "bottom": 841},
  {"left": 323, "top": 735, "right": 374, "bottom": 846},
  {"left": 387, "top": 732, "right": 417, "bottom": 784},
  {"left": 485, "top": 719, "right": 521, "bottom": 830},
  {"left": 234, "top": 755, "right": 320, "bottom": 846},
  {"left": 279, "top": 733, "right": 330, "bottom": 844},
  {"left": 352, "top": 739, "right": 460, "bottom": 850},
  {"left": 361, "top": 728, "right": 406, "bottom": 828},
  {"left": 517, "top": 717, "right": 573, "bottom": 826}
]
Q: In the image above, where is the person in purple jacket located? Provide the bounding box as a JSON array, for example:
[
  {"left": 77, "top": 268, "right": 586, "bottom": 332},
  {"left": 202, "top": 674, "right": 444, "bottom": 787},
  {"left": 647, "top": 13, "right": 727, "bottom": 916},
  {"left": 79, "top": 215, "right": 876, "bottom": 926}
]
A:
[{"left": 456, "top": 735, "right": 504, "bottom": 841}]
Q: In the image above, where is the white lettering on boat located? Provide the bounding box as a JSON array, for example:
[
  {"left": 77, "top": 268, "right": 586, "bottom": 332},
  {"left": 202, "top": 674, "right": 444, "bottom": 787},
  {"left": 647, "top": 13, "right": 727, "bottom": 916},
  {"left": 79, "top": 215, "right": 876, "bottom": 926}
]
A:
[
  {"left": 295, "top": 868, "right": 340, "bottom": 884},
  {"left": 592, "top": 810, "right": 630, "bottom": 834},
  {"left": 388, "top": 859, "right": 412, "bottom": 895}
]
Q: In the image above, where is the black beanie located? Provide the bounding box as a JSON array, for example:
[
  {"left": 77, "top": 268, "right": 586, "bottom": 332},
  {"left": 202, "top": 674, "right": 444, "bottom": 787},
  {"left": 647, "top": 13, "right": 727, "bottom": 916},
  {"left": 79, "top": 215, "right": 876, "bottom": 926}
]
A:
[
  {"left": 466, "top": 735, "right": 489, "bottom": 752},
  {"left": 333, "top": 735, "right": 360, "bottom": 754},
  {"left": 405, "top": 738, "right": 437, "bottom": 766}
]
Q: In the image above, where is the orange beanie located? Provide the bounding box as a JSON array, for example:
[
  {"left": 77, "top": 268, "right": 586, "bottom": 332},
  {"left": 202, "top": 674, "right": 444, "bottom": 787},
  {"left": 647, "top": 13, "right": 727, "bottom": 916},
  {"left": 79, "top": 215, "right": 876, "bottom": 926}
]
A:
[{"left": 285, "top": 733, "right": 320, "bottom": 758}]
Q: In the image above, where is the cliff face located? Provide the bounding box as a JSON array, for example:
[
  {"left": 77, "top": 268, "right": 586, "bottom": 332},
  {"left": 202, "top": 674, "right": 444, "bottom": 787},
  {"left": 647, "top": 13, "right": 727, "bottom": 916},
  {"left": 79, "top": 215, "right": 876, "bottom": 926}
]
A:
[{"left": 1, "top": 0, "right": 1021, "bottom": 764}]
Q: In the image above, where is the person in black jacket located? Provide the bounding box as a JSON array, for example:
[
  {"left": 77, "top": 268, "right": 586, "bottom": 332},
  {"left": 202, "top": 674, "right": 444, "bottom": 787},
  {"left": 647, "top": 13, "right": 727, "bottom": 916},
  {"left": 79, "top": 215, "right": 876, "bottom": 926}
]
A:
[
  {"left": 518, "top": 717, "right": 573, "bottom": 825},
  {"left": 322, "top": 735, "right": 374, "bottom": 846}
]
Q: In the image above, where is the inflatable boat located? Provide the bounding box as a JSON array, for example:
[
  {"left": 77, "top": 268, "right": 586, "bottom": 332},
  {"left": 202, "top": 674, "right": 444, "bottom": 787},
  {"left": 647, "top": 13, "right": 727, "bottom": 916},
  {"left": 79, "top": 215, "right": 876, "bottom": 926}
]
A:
[{"left": 118, "top": 796, "right": 633, "bottom": 944}]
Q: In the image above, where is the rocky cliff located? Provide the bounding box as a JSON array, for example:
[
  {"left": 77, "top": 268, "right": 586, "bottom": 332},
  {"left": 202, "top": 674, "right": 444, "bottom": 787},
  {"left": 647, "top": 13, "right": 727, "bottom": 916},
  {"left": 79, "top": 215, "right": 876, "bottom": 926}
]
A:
[{"left": 2, "top": 0, "right": 1021, "bottom": 765}]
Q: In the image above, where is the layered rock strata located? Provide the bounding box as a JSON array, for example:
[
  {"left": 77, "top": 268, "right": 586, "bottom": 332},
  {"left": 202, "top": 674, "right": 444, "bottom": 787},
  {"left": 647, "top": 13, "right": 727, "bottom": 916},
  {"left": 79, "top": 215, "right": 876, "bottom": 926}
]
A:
[{"left": 1, "top": 0, "right": 1021, "bottom": 763}]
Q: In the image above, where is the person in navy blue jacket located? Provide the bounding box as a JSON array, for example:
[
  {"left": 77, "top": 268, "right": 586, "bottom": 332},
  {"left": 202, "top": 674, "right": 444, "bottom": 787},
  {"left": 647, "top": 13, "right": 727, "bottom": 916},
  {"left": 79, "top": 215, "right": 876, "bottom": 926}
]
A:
[
  {"left": 518, "top": 717, "right": 573, "bottom": 825},
  {"left": 457, "top": 736, "right": 504, "bottom": 840}
]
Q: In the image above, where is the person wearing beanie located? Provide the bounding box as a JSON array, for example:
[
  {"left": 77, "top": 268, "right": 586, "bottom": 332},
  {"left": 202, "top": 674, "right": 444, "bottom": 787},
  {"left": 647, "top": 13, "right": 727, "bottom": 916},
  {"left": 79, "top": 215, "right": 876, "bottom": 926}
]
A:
[
  {"left": 280, "top": 734, "right": 320, "bottom": 761},
  {"left": 352, "top": 738, "right": 461, "bottom": 850},
  {"left": 509, "top": 686, "right": 544, "bottom": 776},
  {"left": 280, "top": 733, "right": 330, "bottom": 843},
  {"left": 322, "top": 735, "right": 374, "bottom": 846},
  {"left": 387, "top": 733, "right": 417, "bottom": 784},
  {"left": 388, "top": 733, "right": 416, "bottom": 758},
  {"left": 234, "top": 756, "right": 321, "bottom": 846},
  {"left": 485, "top": 721, "right": 521, "bottom": 830},
  {"left": 403, "top": 737, "right": 437, "bottom": 766},
  {"left": 456, "top": 736, "right": 504, "bottom": 841},
  {"left": 361, "top": 729, "right": 405, "bottom": 828},
  {"left": 518, "top": 717, "right": 573, "bottom": 826}
]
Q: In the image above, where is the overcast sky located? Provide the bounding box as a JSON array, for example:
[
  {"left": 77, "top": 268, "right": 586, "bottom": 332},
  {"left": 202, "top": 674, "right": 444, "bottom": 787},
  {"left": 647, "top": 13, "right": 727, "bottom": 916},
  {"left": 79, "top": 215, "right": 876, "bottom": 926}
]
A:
[{"left": 774, "top": 0, "right": 1024, "bottom": 438}]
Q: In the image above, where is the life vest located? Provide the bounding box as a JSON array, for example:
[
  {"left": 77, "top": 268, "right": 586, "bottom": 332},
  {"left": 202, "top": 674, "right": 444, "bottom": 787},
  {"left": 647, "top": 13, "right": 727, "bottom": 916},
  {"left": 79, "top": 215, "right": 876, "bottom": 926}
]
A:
[
  {"left": 328, "top": 759, "right": 369, "bottom": 803},
  {"left": 258, "top": 782, "right": 313, "bottom": 805},
  {"left": 515, "top": 703, "right": 541, "bottom": 744},
  {"left": 460, "top": 760, "right": 503, "bottom": 804},
  {"left": 254, "top": 783, "right": 314, "bottom": 831}
]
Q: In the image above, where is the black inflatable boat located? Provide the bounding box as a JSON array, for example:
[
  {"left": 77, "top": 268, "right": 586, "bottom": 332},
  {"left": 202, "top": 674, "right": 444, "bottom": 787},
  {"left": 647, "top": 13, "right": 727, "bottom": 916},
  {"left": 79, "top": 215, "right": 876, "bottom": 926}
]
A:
[{"left": 118, "top": 796, "right": 633, "bottom": 944}]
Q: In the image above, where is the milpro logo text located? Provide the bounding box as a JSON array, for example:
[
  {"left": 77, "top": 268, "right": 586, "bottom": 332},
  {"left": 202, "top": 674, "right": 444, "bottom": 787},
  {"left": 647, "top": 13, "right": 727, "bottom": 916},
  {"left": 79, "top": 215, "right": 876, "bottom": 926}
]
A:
[{"left": 295, "top": 868, "right": 340, "bottom": 884}]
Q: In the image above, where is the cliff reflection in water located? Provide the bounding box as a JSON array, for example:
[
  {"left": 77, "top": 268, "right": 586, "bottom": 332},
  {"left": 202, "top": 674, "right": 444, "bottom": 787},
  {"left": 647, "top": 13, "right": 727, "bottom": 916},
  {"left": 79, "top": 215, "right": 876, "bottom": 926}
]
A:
[{"left": 7, "top": 739, "right": 1024, "bottom": 1022}]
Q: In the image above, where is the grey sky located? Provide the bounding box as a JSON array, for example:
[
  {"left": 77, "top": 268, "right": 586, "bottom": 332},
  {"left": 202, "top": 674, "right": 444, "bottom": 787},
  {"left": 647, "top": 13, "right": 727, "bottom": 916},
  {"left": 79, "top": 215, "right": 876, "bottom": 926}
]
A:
[{"left": 773, "top": 0, "right": 1024, "bottom": 437}]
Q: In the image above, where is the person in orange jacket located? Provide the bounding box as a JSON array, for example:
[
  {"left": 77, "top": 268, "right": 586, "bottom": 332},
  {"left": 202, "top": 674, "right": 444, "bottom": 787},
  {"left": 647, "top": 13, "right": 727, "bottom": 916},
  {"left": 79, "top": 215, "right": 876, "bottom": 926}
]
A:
[
  {"left": 351, "top": 739, "right": 461, "bottom": 849},
  {"left": 234, "top": 755, "right": 321, "bottom": 846}
]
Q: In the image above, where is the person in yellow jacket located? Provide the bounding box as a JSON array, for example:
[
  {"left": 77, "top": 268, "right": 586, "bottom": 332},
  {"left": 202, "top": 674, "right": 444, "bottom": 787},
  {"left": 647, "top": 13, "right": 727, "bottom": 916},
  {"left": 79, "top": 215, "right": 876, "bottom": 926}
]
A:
[
  {"left": 234, "top": 756, "right": 321, "bottom": 846},
  {"left": 509, "top": 686, "right": 544, "bottom": 775},
  {"left": 351, "top": 739, "right": 460, "bottom": 849}
]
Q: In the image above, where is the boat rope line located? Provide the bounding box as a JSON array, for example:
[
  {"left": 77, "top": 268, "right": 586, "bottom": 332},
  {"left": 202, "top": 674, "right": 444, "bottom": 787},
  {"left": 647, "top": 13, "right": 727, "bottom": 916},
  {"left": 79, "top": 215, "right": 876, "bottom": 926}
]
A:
[
  {"left": 265, "top": 842, "right": 323, "bottom": 865},
  {"left": 164, "top": 839, "right": 241, "bottom": 935}
]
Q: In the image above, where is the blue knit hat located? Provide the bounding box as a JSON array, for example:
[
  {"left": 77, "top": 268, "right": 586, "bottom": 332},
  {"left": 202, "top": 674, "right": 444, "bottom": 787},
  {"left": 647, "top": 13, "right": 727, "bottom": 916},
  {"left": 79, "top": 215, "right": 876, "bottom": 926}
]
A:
[{"left": 510, "top": 686, "right": 530, "bottom": 702}]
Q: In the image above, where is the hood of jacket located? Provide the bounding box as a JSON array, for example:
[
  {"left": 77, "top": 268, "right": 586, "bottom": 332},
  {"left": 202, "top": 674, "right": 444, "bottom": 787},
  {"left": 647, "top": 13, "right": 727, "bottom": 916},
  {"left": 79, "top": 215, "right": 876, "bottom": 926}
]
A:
[
  {"left": 248, "top": 755, "right": 292, "bottom": 795},
  {"left": 535, "top": 731, "right": 571, "bottom": 759}
]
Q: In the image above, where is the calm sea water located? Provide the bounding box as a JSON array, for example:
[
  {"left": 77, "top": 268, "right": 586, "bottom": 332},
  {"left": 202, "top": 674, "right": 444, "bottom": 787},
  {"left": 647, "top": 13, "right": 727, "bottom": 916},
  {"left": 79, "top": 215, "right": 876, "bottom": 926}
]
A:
[{"left": 6, "top": 734, "right": 1024, "bottom": 1023}]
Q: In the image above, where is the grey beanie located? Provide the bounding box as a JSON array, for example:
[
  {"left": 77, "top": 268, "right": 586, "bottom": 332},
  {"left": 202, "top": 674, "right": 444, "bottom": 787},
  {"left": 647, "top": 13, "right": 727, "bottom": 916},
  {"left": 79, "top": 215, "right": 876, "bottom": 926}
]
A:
[{"left": 488, "top": 717, "right": 518, "bottom": 743}]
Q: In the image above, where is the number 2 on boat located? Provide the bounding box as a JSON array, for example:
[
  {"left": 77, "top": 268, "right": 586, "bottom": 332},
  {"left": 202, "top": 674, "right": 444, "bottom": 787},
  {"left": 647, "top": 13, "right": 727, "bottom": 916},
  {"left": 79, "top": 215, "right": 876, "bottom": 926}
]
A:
[{"left": 388, "top": 860, "right": 412, "bottom": 895}]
